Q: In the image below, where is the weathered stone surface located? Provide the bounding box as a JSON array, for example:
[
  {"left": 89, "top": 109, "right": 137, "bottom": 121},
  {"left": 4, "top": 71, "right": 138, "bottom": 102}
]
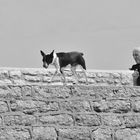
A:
[
  {"left": 4, "top": 114, "right": 36, "bottom": 126},
  {"left": 122, "top": 114, "right": 140, "bottom": 128},
  {"left": 0, "top": 85, "right": 22, "bottom": 99},
  {"left": 124, "top": 86, "right": 140, "bottom": 97},
  {"left": 92, "top": 128, "right": 113, "bottom": 140},
  {"left": 0, "top": 101, "right": 9, "bottom": 113},
  {"left": 0, "top": 128, "right": 31, "bottom": 140},
  {"left": 10, "top": 100, "right": 59, "bottom": 114},
  {"left": 114, "top": 128, "right": 140, "bottom": 140},
  {"left": 0, "top": 79, "right": 12, "bottom": 84},
  {"left": 60, "top": 99, "right": 91, "bottom": 112},
  {"left": 92, "top": 99, "right": 131, "bottom": 113},
  {"left": 0, "top": 85, "right": 10, "bottom": 98},
  {"left": 10, "top": 100, "right": 60, "bottom": 114},
  {"left": 87, "top": 70, "right": 132, "bottom": 86},
  {"left": 21, "top": 68, "right": 52, "bottom": 76},
  {"left": 37, "top": 101, "right": 60, "bottom": 113},
  {"left": 22, "top": 86, "right": 32, "bottom": 97},
  {"left": 33, "top": 85, "right": 71, "bottom": 99},
  {"left": 0, "top": 70, "right": 9, "bottom": 80},
  {"left": 9, "top": 86, "right": 22, "bottom": 99},
  {"left": 70, "top": 85, "right": 138, "bottom": 99},
  {"left": 9, "top": 70, "right": 22, "bottom": 79},
  {"left": 0, "top": 68, "right": 138, "bottom": 139},
  {"left": 0, "top": 68, "right": 134, "bottom": 86},
  {"left": 102, "top": 114, "right": 123, "bottom": 127},
  {"left": 75, "top": 114, "right": 101, "bottom": 126},
  {"left": 39, "top": 114, "right": 73, "bottom": 126},
  {"left": 22, "top": 69, "right": 43, "bottom": 76},
  {"left": 10, "top": 100, "right": 37, "bottom": 114},
  {"left": 0, "top": 116, "right": 3, "bottom": 126},
  {"left": 24, "top": 75, "right": 42, "bottom": 82},
  {"left": 69, "top": 85, "right": 111, "bottom": 99},
  {"left": 133, "top": 99, "right": 140, "bottom": 112},
  {"left": 58, "top": 127, "right": 91, "bottom": 140},
  {"left": 33, "top": 126, "right": 57, "bottom": 140}
]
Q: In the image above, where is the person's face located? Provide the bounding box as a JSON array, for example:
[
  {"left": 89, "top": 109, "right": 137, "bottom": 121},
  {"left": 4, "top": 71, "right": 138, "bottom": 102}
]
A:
[{"left": 133, "top": 50, "right": 140, "bottom": 64}]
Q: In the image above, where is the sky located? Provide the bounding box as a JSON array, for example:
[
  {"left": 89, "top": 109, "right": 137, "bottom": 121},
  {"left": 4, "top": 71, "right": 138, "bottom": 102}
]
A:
[{"left": 0, "top": 0, "right": 140, "bottom": 70}]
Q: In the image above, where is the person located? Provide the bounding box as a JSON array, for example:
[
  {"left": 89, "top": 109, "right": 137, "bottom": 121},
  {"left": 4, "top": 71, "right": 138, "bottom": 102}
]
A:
[{"left": 132, "top": 47, "right": 140, "bottom": 85}]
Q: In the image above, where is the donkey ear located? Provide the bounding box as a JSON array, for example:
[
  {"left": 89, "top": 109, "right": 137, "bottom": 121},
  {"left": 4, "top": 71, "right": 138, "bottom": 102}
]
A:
[{"left": 40, "top": 50, "right": 46, "bottom": 57}]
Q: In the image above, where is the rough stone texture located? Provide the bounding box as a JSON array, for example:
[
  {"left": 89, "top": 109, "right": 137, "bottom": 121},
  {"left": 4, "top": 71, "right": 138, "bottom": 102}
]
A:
[
  {"left": 0, "top": 68, "right": 133, "bottom": 86},
  {"left": 10, "top": 99, "right": 60, "bottom": 114},
  {"left": 102, "top": 114, "right": 123, "bottom": 127},
  {"left": 132, "top": 99, "right": 140, "bottom": 112},
  {"left": 92, "top": 99, "right": 131, "bottom": 113},
  {"left": 114, "top": 128, "right": 140, "bottom": 140},
  {"left": 33, "top": 126, "right": 57, "bottom": 140},
  {"left": 92, "top": 128, "right": 113, "bottom": 140},
  {"left": 4, "top": 114, "right": 36, "bottom": 126},
  {"left": 75, "top": 114, "right": 101, "bottom": 126},
  {"left": 0, "top": 68, "right": 139, "bottom": 140},
  {"left": 0, "top": 128, "right": 31, "bottom": 140},
  {"left": 60, "top": 100, "right": 91, "bottom": 112},
  {"left": 0, "top": 101, "right": 9, "bottom": 113},
  {"left": 58, "top": 127, "right": 91, "bottom": 140},
  {"left": 39, "top": 114, "right": 74, "bottom": 126}
]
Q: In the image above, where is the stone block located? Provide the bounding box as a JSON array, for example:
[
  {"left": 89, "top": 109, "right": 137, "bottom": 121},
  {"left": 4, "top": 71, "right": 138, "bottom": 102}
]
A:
[
  {"left": 0, "top": 128, "right": 31, "bottom": 140},
  {"left": 60, "top": 99, "right": 91, "bottom": 112},
  {"left": 122, "top": 114, "right": 140, "bottom": 128},
  {"left": 58, "top": 127, "right": 91, "bottom": 140},
  {"left": 9, "top": 70, "right": 22, "bottom": 79},
  {"left": 114, "top": 128, "right": 140, "bottom": 140},
  {"left": 0, "top": 101, "right": 9, "bottom": 113},
  {"left": 133, "top": 100, "right": 140, "bottom": 112},
  {"left": 4, "top": 114, "right": 36, "bottom": 126},
  {"left": 33, "top": 85, "right": 71, "bottom": 99},
  {"left": 0, "top": 79, "right": 12, "bottom": 84},
  {"left": 0, "top": 70, "right": 9, "bottom": 80},
  {"left": 24, "top": 75, "right": 42, "bottom": 82},
  {"left": 22, "top": 68, "right": 45, "bottom": 76},
  {"left": 124, "top": 86, "right": 140, "bottom": 97},
  {"left": 39, "top": 114, "right": 74, "bottom": 126},
  {"left": 22, "top": 86, "right": 32, "bottom": 97},
  {"left": 33, "top": 126, "right": 57, "bottom": 140},
  {"left": 9, "top": 86, "right": 22, "bottom": 99},
  {"left": 75, "top": 114, "right": 101, "bottom": 126},
  {"left": 37, "top": 101, "right": 59, "bottom": 113},
  {"left": 92, "top": 128, "right": 113, "bottom": 140},
  {"left": 92, "top": 99, "right": 131, "bottom": 113},
  {"left": 102, "top": 114, "right": 123, "bottom": 127},
  {"left": 0, "top": 85, "right": 10, "bottom": 98}
]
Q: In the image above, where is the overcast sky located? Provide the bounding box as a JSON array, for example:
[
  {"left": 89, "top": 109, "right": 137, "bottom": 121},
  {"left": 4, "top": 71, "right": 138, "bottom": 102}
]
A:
[{"left": 0, "top": 0, "right": 140, "bottom": 70}]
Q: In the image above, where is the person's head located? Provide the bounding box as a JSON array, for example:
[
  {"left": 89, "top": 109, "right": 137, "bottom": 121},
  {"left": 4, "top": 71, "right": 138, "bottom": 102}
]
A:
[{"left": 133, "top": 47, "right": 140, "bottom": 64}]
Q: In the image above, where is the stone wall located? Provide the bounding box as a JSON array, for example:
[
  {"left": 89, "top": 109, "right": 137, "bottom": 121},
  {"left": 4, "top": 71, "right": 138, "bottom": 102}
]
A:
[
  {"left": 0, "top": 68, "right": 133, "bottom": 86},
  {"left": 0, "top": 68, "right": 139, "bottom": 140}
]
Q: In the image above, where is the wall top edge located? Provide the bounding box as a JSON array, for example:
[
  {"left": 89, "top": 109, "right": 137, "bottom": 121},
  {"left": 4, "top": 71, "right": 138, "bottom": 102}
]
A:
[{"left": 0, "top": 67, "right": 133, "bottom": 73}]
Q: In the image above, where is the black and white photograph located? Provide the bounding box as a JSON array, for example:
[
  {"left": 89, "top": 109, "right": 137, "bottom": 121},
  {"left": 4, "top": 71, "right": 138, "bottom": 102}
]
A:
[{"left": 0, "top": 0, "right": 140, "bottom": 139}]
